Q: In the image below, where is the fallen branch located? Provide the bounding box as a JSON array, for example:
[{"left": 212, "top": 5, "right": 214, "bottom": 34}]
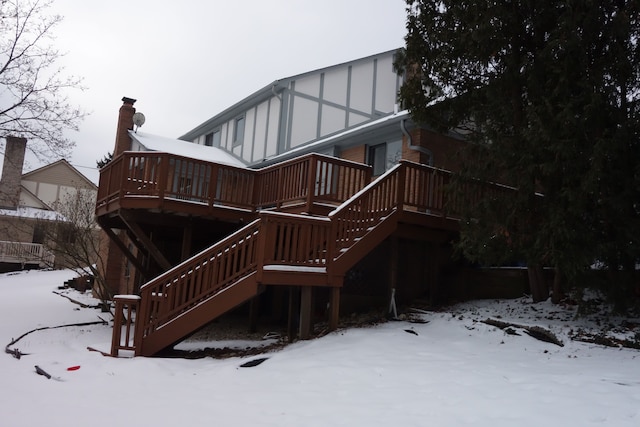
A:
[
  {"left": 482, "top": 318, "right": 564, "bottom": 347},
  {"left": 5, "top": 319, "right": 108, "bottom": 359},
  {"left": 570, "top": 333, "right": 640, "bottom": 350},
  {"left": 52, "top": 290, "right": 100, "bottom": 309}
]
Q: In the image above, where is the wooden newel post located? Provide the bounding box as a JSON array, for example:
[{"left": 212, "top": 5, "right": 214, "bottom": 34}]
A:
[{"left": 110, "top": 295, "right": 141, "bottom": 357}]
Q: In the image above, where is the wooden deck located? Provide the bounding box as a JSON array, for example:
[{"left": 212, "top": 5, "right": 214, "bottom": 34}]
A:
[{"left": 101, "top": 152, "right": 498, "bottom": 357}]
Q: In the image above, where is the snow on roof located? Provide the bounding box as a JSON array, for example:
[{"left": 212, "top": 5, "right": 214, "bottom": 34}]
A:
[
  {"left": 129, "top": 131, "right": 246, "bottom": 168},
  {"left": 0, "top": 206, "right": 65, "bottom": 221}
]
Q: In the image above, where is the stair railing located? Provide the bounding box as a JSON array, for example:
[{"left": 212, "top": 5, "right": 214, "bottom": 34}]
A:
[{"left": 134, "top": 218, "right": 262, "bottom": 350}]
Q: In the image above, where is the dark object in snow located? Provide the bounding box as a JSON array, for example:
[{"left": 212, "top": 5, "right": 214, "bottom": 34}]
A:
[
  {"left": 524, "top": 327, "right": 562, "bottom": 345},
  {"left": 482, "top": 318, "right": 563, "bottom": 347},
  {"left": 404, "top": 329, "right": 419, "bottom": 336},
  {"left": 35, "top": 365, "right": 51, "bottom": 379},
  {"left": 239, "top": 357, "right": 269, "bottom": 368},
  {"left": 5, "top": 347, "right": 24, "bottom": 359},
  {"left": 67, "top": 365, "right": 80, "bottom": 371},
  {"left": 504, "top": 327, "right": 521, "bottom": 336}
]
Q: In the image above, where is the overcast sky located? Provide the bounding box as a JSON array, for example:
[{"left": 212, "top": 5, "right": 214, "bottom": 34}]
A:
[{"left": 17, "top": 0, "right": 407, "bottom": 183}]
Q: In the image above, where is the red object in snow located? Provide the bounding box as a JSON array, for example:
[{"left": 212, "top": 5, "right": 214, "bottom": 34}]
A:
[{"left": 66, "top": 365, "right": 80, "bottom": 371}]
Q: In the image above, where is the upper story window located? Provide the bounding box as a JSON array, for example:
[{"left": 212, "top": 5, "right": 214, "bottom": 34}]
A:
[
  {"left": 233, "top": 116, "right": 245, "bottom": 146},
  {"left": 205, "top": 130, "right": 221, "bottom": 147}
]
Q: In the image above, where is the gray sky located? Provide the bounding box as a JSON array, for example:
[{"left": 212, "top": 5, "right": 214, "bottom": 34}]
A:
[{"left": 35, "top": 0, "right": 408, "bottom": 183}]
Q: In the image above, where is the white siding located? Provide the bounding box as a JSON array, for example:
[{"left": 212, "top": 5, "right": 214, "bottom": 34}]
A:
[
  {"left": 295, "top": 74, "right": 321, "bottom": 98},
  {"left": 22, "top": 181, "right": 37, "bottom": 194},
  {"left": 252, "top": 100, "right": 269, "bottom": 162},
  {"left": 242, "top": 108, "right": 256, "bottom": 162},
  {"left": 265, "top": 97, "right": 280, "bottom": 157},
  {"left": 375, "top": 55, "right": 399, "bottom": 113},
  {"left": 320, "top": 104, "right": 346, "bottom": 137},
  {"left": 323, "top": 68, "right": 348, "bottom": 106},
  {"left": 349, "top": 111, "right": 369, "bottom": 127},
  {"left": 222, "top": 122, "right": 231, "bottom": 150},
  {"left": 349, "top": 62, "right": 374, "bottom": 113},
  {"left": 36, "top": 182, "right": 57, "bottom": 206},
  {"left": 290, "top": 96, "right": 319, "bottom": 148}
]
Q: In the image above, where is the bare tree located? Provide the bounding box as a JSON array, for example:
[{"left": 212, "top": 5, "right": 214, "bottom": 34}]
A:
[
  {"left": 0, "top": 0, "right": 85, "bottom": 161},
  {"left": 40, "top": 188, "right": 113, "bottom": 307}
]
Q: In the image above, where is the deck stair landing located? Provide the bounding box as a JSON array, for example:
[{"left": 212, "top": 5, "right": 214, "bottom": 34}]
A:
[{"left": 110, "top": 159, "right": 494, "bottom": 357}]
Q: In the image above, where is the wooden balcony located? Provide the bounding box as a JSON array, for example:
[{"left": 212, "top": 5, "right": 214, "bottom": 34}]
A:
[
  {"left": 96, "top": 151, "right": 372, "bottom": 222},
  {"left": 0, "top": 241, "right": 54, "bottom": 268}
]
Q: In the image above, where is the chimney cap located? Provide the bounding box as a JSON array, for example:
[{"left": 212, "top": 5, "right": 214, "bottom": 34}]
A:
[{"left": 121, "top": 97, "right": 137, "bottom": 105}]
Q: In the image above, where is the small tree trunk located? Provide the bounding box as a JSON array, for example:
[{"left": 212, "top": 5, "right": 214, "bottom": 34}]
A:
[
  {"left": 551, "top": 268, "right": 564, "bottom": 304},
  {"left": 528, "top": 264, "right": 548, "bottom": 302}
]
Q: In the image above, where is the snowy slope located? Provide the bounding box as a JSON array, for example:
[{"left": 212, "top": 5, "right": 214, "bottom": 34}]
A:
[{"left": 0, "top": 269, "right": 638, "bottom": 426}]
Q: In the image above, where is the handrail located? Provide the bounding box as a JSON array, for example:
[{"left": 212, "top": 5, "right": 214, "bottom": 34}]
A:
[
  {"left": 329, "top": 164, "right": 404, "bottom": 259},
  {"left": 136, "top": 218, "right": 262, "bottom": 346},
  {"left": 134, "top": 211, "right": 332, "bottom": 350},
  {"left": 97, "top": 151, "right": 371, "bottom": 215}
]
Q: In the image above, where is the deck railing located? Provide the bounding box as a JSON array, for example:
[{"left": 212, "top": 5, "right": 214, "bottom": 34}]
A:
[
  {"left": 113, "top": 157, "right": 523, "bottom": 356},
  {"left": 0, "top": 241, "right": 55, "bottom": 267},
  {"left": 97, "top": 152, "right": 371, "bottom": 215}
]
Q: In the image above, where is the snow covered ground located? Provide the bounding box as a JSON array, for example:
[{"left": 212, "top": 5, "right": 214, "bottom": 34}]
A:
[{"left": 1, "top": 269, "right": 638, "bottom": 426}]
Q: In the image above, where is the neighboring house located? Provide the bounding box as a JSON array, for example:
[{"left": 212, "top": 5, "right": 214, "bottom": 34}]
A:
[
  {"left": 0, "top": 136, "right": 98, "bottom": 272},
  {"left": 101, "top": 50, "right": 518, "bottom": 357}
]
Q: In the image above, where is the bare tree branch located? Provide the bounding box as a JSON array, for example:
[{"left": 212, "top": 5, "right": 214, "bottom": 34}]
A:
[{"left": 0, "top": 0, "right": 86, "bottom": 161}]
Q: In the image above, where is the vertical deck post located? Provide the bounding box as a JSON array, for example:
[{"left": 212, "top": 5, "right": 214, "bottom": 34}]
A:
[
  {"left": 181, "top": 222, "right": 193, "bottom": 261},
  {"left": 389, "top": 236, "right": 399, "bottom": 317},
  {"left": 287, "top": 286, "right": 300, "bottom": 342},
  {"left": 328, "top": 286, "right": 340, "bottom": 331},
  {"left": 249, "top": 296, "right": 260, "bottom": 333},
  {"left": 299, "top": 286, "right": 313, "bottom": 339}
]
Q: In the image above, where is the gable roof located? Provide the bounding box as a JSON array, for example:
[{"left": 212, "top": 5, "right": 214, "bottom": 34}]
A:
[
  {"left": 179, "top": 48, "right": 401, "bottom": 142},
  {"left": 22, "top": 159, "right": 97, "bottom": 190}
]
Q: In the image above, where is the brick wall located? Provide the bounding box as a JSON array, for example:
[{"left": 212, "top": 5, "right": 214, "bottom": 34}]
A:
[
  {"left": 404, "top": 128, "right": 466, "bottom": 172},
  {"left": 113, "top": 97, "right": 136, "bottom": 156},
  {"left": 339, "top": 145, "right": 366, "bottom": 164}
]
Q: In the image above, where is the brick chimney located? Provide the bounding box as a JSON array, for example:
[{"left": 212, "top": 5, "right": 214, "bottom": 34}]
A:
[
  {"left": 0, "top": 136, "right": 27, "bottom": 210},
  {"left": 114, "top": 97, "right": 137, "bottom": 156}
]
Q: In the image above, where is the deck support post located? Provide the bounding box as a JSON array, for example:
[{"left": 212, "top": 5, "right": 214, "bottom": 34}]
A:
[
  {"left": 389, "top": 236, "right": 399, "bottom": 317},
  {"left": 328, "top": 287, "right": 340, "bottom": 330},
  {"left": 287, "top": 286, "right": 299, "bottom": 342},
  {"left": 299, "top": 286, "right": 313, "bottom": 340},
  {"left": 249, "top": 296, "right": 260, "bottom": 333},
  {"left": 428, "top": 242, "right": 440, "bottom": 306},
  {"left": 181, "top": 222, "right": 193, "bottom": 261}
]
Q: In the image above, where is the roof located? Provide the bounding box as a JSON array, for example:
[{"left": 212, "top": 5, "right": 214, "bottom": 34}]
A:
[
  {"left": 0, "top": 206, "right": 64, "bottom": 221},
  {"left": 22, "top": 159, "right": 97, "bottom": 190},
  {"left": 129, "top": 131, "right": 246, "bottom": 168},
  {"left": 179, "top": 48, "right": 401, "bottom": 141}
]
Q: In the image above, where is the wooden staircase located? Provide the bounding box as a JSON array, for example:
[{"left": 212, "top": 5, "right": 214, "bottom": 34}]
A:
[{"left": 109, "top": 159, "right": 483, "bottom": 357}]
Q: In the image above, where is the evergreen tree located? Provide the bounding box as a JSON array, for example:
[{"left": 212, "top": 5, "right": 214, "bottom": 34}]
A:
[{"left": 397, "top": 0, "right": 640, "bottom": 304}]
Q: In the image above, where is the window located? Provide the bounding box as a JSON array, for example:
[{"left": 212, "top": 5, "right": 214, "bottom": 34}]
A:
[
  {"left": 233, "top": 116, "right": 245, "bottom": 146},
  {"left": 369, "top": 143, "right": 387, "bottom": 176},
  {"left": 205, "top": 130, "right": 221, "bottom": 147},
  {"left": 368, "top": 140, "right": 402, "bottom": 176},
  {"left": 32, "top": 224, "right": 45, "bottom": 244}
]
